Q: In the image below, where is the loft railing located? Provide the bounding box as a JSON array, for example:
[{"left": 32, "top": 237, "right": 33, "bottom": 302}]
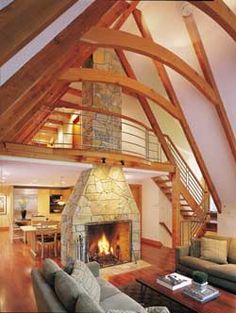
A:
[
  {"left": 164, "top": 135, "right": 208, "bottom": 212},
  {"left": 32, "top": 111, "right": 165, "bottom": 163}
]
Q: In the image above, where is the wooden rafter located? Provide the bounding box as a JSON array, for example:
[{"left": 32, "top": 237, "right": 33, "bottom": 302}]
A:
[
  {"left": 46, "top": 118, "right": 64, "bottom": 126},
  {"left": 0, "top": 0, "right": 129, "bottom": 142},
  {"left": 115, "top": 49, "right": 175, "bottom": 164},
  {"left": 0, "top": 0, "right": 79, "bottom": 66},
  {"left": 60, "top": 68, "right": 181, "bottom": 119},
  {"left": 189, "top": 0, "right": 236, "bottom": 41},
  {"left": 41, "top": 126, "right": 58, "bottom": 134},
  {"left": 81, "top": 27, "right": 218, "bottom": 106},
  {"left": 132, "top": 9, "right": 222, "bottom": 212},
  {"left": 184, "top": 14, "right": 236, "bottom": 162}
]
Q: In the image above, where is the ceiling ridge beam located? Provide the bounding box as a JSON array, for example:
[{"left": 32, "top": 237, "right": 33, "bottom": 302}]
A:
[
  {"left": 184, "top": 13, "right": 236, "bottom": 163},
  {"left": 132, "top": 9, "right": 222, "bottom": 212}
]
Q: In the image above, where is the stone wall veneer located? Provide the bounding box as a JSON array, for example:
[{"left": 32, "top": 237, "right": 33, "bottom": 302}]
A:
[{"left": 61, "top": 165, "right": 140, "bottom": 265}]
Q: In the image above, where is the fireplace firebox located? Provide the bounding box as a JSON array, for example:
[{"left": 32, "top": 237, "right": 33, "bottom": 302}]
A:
[{"left": 86, "top": 220, "right": 132, "bottom": 267}]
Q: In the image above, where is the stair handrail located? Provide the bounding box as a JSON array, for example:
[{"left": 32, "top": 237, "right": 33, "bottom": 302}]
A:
[{"left": 164, "top": 134, "right": 208, "bottom": 210}]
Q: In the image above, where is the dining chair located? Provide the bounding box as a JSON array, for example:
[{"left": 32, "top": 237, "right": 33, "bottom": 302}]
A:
[{"left": 36, "top": 228, "right": 58, "bottom": 258}]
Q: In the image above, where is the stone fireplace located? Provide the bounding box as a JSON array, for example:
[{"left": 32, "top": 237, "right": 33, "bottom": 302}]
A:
[{"left": 61, "top": 165, "right": 140, "bottom": 266}]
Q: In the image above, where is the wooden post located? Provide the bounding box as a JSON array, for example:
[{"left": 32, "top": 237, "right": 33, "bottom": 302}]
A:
[{"left": 171, "top": 169, "right": 181, "bottom": 248}]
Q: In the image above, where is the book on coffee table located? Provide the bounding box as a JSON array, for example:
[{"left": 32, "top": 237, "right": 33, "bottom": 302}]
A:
[
  {"left": 183, "top": 285, "right": 220, "bottom": 303},
  {"left": 156, "top": 273, "right": 192, "bottom": 291}
]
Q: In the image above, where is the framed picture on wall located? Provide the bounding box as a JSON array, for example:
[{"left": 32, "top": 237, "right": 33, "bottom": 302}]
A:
[{"left": 0, "top": 195, "right": 7, "bottom": 215}]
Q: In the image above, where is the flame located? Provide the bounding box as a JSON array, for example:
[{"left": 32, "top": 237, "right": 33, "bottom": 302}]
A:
[{"left": 98, "top": 233, "right": 111, "bottom": 255}]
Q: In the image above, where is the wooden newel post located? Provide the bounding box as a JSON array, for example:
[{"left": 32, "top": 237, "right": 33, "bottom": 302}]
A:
[{"left": 171, "top": 168, "right": 181, "bottom": 248}]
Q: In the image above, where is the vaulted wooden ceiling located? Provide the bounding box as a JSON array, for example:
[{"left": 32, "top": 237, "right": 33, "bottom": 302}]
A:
[{"left": 0, "top": 0, "right": 236, "bottom": 211}]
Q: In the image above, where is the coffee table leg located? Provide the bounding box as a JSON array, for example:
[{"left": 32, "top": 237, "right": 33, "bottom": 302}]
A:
[{"left": 140, "top": 284, "right": 147, "bottom": 304}]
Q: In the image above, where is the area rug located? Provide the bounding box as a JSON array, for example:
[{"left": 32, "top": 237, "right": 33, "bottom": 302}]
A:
[
  {"left": 119, "top": 281, "right": 194, "bottom": 313},
  {"left": 100, "top": 260, "right": 151, "bottom": 280}
]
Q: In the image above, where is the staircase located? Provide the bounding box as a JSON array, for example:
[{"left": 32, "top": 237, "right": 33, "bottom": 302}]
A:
[{"left": 153, "top": 135, "right": 217, "bottom": 245}]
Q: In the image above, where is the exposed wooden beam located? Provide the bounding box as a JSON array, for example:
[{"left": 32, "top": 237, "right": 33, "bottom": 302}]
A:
[
  {"left": 0, "top": 0, "right": 129, "bottom": 141},
  {"left": 81, "top": 27, "right": 218, "bottom": 106},
  {"left": 41, "top": 126, "right": 58, "bottom": 134},
  {"left": 0, "top": 0, "right": 78, "bottom": 66},
  {"left": 189, "top": 0, "right": 236, "bottom": 41},
  {"left": 0, "top": 142, "right": 175, "bottom": 173},
  {"left": 66, "top": 87, "right": 82, "bottom": 98},
  {"left": 60, "top": 68, "right": 181, "bottom": 119},
  {"left": 132, "top": 8, "right": 222, "bottom": 213},
  {"left": 184, "top": 14, "right": 236, "bottom": 162},
  {"left": 112, "top": 0, "right": 140, "bottom": 29},
  {"left": 46, "top": 118, "right": 64, "bottom": 126},
  {"left": 171, "top": 169, "right": 181, "bottom": 248},
  {"left": 50, "top": 111, "right": 71, "bottom": 120},
  {"left": 115, "top": 49, "right": 175, "bottom": 164}
]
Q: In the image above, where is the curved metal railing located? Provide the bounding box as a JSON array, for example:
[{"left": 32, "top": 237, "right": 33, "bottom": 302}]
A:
[{"left": 32, "top": 110, "right": 165, "bottom": 163}]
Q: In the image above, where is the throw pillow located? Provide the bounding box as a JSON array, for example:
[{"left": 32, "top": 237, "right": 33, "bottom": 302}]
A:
[
  {"left": 41, "top": 258, "right": 62, "bottom": 288},
  {"left": 75, "top": 286, "right": 105, "bottom": 313},
  {"left": 200, "top": 237, "right": 228, "bottom": 264},
  {"left": 71, "top": 260, "right": 101, "bottom": 303},
  {"left": 54, "top": 270, "right": 80, "bottom": 313}
]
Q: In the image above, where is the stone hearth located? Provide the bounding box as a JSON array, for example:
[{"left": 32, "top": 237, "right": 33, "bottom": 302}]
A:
[{"left": 61, "top": 165, "right": 140, "bottom": 265}]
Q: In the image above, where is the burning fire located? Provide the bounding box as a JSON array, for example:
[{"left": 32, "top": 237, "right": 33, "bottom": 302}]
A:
[{"left": 98, "top": 233, "right": 112, "bottom": 255}]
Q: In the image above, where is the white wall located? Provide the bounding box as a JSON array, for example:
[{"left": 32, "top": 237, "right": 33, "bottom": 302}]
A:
[
  {"left": 141, "top": 178, "right": 172, "bottom": 247},
  {"left": 218, "top": 204, "right": 236, "bottom": 237}
]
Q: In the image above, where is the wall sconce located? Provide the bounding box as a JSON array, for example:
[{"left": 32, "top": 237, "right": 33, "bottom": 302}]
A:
[
  {"left": 120, "top": 160, "right": 125, "bottom": 166},
  {"left": 101, "top": 157, "right": 106, "bottom": 164}
]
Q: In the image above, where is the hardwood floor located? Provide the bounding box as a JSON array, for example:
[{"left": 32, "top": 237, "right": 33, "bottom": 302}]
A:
[{"left": 0, "top": 231, "right": 175, "bottom": 312}]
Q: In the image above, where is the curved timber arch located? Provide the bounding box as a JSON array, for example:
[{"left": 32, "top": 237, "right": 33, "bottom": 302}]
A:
[
  {"left": 81, "top": 27, "right": 218, "bottom": 106},
  {"left": 59, "top": 68, "right": 182, "bottom": 120},
  {"left": 189, "top": 0, "right": 236, "bottom": 42}
]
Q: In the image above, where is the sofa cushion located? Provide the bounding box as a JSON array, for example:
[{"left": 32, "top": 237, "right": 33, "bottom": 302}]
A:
[
  {"left": 228, "top": 239, "right": 236, "bottom": 264},
  {"left": 100, "top": 292, "right": 146, "bottom": 313},
  {"left": 41, "top": 258, "right": 62, "bottom": 288},
  {"left": 71, "top": 260, "right": 101, "bottom": 303},
  {"left": 201, "top": 237, "right": 228, "bottom": 264},
  {"left": 97, "top": 277, "right": 121, "bottom": 302},
  {"left": 207, "top": 264, "right": 236, "bottom": 283},
  {"left": 75, "top": 285, "right": 105, "bottom": 313},
  {"left": 204, "top": 234, "right": 231, "bottom": 253},
  {"left": 54, "top": 270, "right": 80, "bottom": 313},
  {"left": 180, "top": 256, "right": 216, "bottom": 271}
]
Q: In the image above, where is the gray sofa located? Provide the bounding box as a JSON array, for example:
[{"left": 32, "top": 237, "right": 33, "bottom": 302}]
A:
[
  {"left": 176, "top": 234, "right": 236, "bottom": 293},
  {"left": 31, "top": 259, "right": 169, "bottom": 313}
]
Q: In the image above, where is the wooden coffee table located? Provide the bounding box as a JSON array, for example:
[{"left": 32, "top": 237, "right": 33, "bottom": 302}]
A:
[{"left": 136, "top": 273, "right": 236, "bottom": 313}]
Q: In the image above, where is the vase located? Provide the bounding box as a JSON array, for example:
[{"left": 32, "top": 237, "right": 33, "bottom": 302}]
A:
[
  {"left": 192, "top": 281, "right": 208, "bottom": 291},
  {"left": 21, "top": 209, "right": 27, "bottom": 220}
]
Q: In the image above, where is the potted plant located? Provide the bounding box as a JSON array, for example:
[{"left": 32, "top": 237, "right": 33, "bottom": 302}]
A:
[
  {"left": 192, "top": 271, "right": 208, "bottom": 291},
  {"left": 18, "top": 198, "right": 27, "bottom": 220}
]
